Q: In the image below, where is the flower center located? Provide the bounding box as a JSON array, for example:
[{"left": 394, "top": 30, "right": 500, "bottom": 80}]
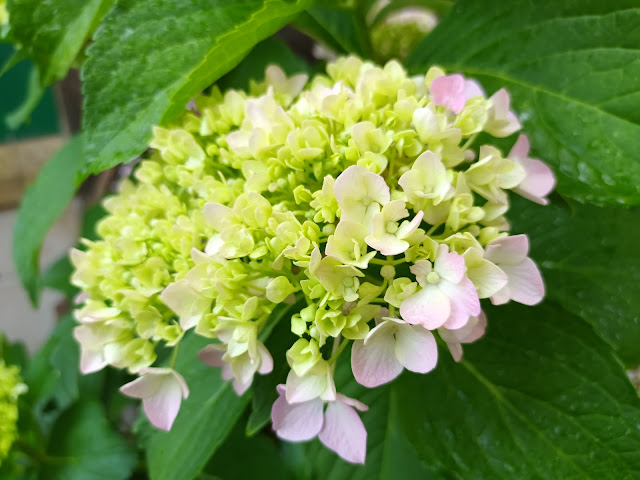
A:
[
  {"left": 426, "top": 271, "right": 440, "bottom": 284},
  {"left": 385, "top": 221, "right": 398, "bottom": 234}
]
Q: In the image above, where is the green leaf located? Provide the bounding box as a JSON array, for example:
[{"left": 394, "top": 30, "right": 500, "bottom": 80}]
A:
[
  {"left": 206, "top": 419, "right": 293, "bottom": 480},
  {"left": 144, "top": 333, "right": 251, "bottom": 480},
  {"left": 6, "top": 0, "right": 115, "bottom": 84},
  {"left": 306, "top": 302, "right": 640, "bottom": 478},
  {"left": 407, "top": 0, "right": 640, "bottom": 206},
  {"left": 295, "top": 7, "right": 372, "bottom": 57},
  {"left": 217, "top": 35, "right": 310, "bottom": 92},
  {"left": 82, "top": 0, "right": 312, "bottom": 175},
  {"left": 13, "top": 135, "right": 86, "bottom": 306},
  {"left": 4, "top": 64, "right": 44, "bottom": 129},
  {"left": 41, "top": 255, "right": 76, "bottom": 298},
  {"left": 509, "top": 196, "right": 640, "bottom": 366},
  {"left": 25, "top": 315, "right": 104, "bottom": 434},
  {"left": 46, "top": 401, "right": 137, "bottom": 480}
]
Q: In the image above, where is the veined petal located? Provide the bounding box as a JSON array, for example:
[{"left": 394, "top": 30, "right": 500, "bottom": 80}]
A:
[
  {"left": 319, "top": 400, "right": 367, "bottom": 464},
  {"left": 351, "top": 324, "right": 403, "bottom": 388},
  {"left": 394, "top": 324, "right": 438, "bottom": 374},
  {"left": 272, "top": 387, "right": 324, "bottom": 442},
  {"left": 434, "top": 244, "right": 465, "bottom": 284},
  {"left": 400, "top": 284, "right": 451, "bottom": 329},
  {"left": 497, "top": 257, "right": 545, "bottom": 306},
  {"left": 439, "top": 278, "right": 481, "bottom": 329},
  {"left": 485, "top": 235, "right": 529, "bottom": 265}
]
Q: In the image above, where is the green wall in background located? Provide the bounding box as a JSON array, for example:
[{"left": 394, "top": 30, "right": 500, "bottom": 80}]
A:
[{"left": 0, "top": 43, "right": 60, "bottom": 142}]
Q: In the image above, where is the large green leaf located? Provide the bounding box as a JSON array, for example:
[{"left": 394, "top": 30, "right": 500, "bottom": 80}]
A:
[
  {"left": 13, "top": 135, "right": 86, "bottom": 306},
  {"left": 82, "top": 0, "right": 312, "bottom": 175},
  {"left": 407, "top": 0, "right": 640, "bottom": 206},
  {"left": 305, "top": 302, "right": 640, "bottom": 478},
  {"left": 45, "top": 401, "right": 136, "bottom": 480},
  {"left": 6, "top": 0, "right": 113, "bottom": 84},
  {"left": 295, "top": 7, "right": 372, "bottom": 58},
  {"left": 144, "top": 333, "right": 251, "bottom": 480},
  {"left": 509, "top": 196, "right": 640, "bottom": 366}
]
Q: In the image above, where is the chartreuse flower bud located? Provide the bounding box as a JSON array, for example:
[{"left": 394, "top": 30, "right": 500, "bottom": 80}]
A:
[
  {"left": 71, "top": 55, "right": 553, "bottom": 466},
  {"left": 0, "top": 362, "right": 26, "bottom": 466}
]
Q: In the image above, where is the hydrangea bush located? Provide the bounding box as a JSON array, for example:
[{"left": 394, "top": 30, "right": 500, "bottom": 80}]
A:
[
  {"left": 6, "top": 0, "right": 640, "bottom": 478},
  {"left": 70, "top": 57, "right": 554, "bottom": 462}
]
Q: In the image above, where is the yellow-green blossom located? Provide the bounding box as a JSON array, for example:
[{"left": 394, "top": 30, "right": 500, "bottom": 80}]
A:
[{"left": 0, "top": 362, "right": 26, "bottom": 466}]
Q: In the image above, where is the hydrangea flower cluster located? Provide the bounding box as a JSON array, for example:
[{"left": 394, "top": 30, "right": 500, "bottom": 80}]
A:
[
  {"left": 70, "top": 56, "right": 554, "bottom": 463},
  {"left": 0, "top": 362, "right": 26, "bottom": 466}
]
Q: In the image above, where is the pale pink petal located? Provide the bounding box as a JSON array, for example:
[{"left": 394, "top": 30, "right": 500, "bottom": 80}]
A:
[
  {"left": 120, "top": 369, "right": 188, "bottom": 431},
  {"left": 440, "top": 312, "right": 487, "bottom": 362},
  {"left": 485, "top": 235, "right": 529, "bottom": 265},
  {"left": 498, "top": 258, "right": 545, "bottom": 306},
  {"left": 272, "top": 390, "right": 324, "bottom": 442},
  {"left": 120, "top": 374, "right": 163, "bottom": 399},
  {"left": 351, "top": 324, "right": 403, "bottom": 388},
  {"left": 434, "top": 245, "right": 465, "bottom": 283},
  {"left": 232, "top": 379, "right": 251, "bottom": 396},
  {"left": 257, "top": 343, "right": 273, "bottom": 375},
  {"left": 508, "top": 134, "right": 530, "bottom": 162},
  {"left": 429, "top": 74, "right": 466, "bottom": 114},
  {"left": 439, "top": 278, "right": 481, "bottom": 329},
  {"left": 336, "top": 393, "right": 369, "bottom": 412},
  {"left": 142, "top": 380, "right": 183, "bottom": 430},
  {"left": 365, "top": 234, "right": 409, "bottom": 256},
  {"left": 514, "top": 158, "right": 555, "bottom": 205},
  {"left": 394, "top": 324, "right": 438, "bottom": 374},
  {"left": 319, "top": 400, "right": 367, "bottom": 464},
  {"left": 197, "top": 344, "right": 226, "bottom": 367},
  {"left": 400, "top": 284, "right": 451, "bottom": 330},
  {"left": 464, "top": 79, "right": 485, "bottom": 100},
  {"left": 79, "top": 349, "right": 107, "bottom": 374}
]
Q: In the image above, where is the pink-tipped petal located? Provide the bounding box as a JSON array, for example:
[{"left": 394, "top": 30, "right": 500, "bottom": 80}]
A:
[
  {"left": 142, "top": 379, "right": 184, "bottom": 431},
  {"left": 394, "top": 324, "right": 438, "bottom": 374},
  {"left": 509, "top": 134, "right": 530, "bottom": 161},
  {"left": 272, "top": 394, "right": 324, "bottom": 442},
  {"left": 257, "top": 343, "right": 274, "bottom": 375},
  {"left": 464, "top": 79, "right": 485, "bottom": 100},
  {"left": 434, "top": 245, "right": 465, "bottom": 284},
  {"left": 319, "top": 400, "right": 367, "bottom": 464},
  {"left": 351, "top": 325, "right": 403, "bottom": 388},
  {"left": 429, "top": 74, "right": 466, "bottom": 114},
  {"left": 79, "top": 349, "right": 107, "bottom": 374},
  {"left": 400, "top": 285, "right": 451, "bottom": 330},
  {"left": 232, "top": 379, "right": 251, "bottom": 396},
  {"left": 120, "top": 374, "right": 163, "bottom": 399},
  {"left": 336, "top": 393, "right": 369, "bottom": 412},
  {"left": 485, "top": 235, "right": 529, "bottom": 265},
  {"left": 515, "top": 158, "right": 555, "bottom": 206},
  {"left": 197, "top": 344, "right": 226, "bottom": 367},
  {"left": 439, "top": 278, "right": 481, "bottom": 330},
  {"left": 499, "top": 258, "right": 545, "bottom": 306}
]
